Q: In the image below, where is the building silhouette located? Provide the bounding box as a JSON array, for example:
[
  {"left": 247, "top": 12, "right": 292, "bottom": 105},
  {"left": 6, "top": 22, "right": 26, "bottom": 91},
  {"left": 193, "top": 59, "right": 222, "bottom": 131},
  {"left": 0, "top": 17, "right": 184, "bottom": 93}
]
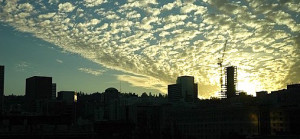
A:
[
  {"left": 57, "top": 91, "right": 77, "bottom": 123},
  {"left": 0, "top": 69, "right": 300, "bottom": 139},
  {"left": 168, "top": 84, "right": 181, "bottom": 102},
  {"left": 0, "top": 65, "right": 4, "bottom": 114},
  {"left": 168, "top": 76, "right": 198, "bottom": 102},
  {"left": 57, "top": 91, "right": 77, "bottom": 104},
  {"left": 225, "top": 66, "right": 237, "bottom": 98},
  {"left": 25, "top": 76, "right": 53, "bottom": 113},
  {"left": 26, "top": 76, "right": 52, "bottom": 100},
  {"left": 52, "top": 83, "right": 56, "bottom": 100},
  {"left": 104, "top": 87, "right": 119, "bottom": 105}
]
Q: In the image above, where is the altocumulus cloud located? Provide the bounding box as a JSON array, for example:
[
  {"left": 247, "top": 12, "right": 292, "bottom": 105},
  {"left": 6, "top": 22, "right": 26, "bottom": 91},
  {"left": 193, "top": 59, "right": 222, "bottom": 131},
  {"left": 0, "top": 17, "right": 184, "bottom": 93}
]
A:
[
  {"left": 78, "top": 67, "right": 105, "bottom": 76},
  {"left": 0, "top": 0, "right": 299, "bottom": 97}
]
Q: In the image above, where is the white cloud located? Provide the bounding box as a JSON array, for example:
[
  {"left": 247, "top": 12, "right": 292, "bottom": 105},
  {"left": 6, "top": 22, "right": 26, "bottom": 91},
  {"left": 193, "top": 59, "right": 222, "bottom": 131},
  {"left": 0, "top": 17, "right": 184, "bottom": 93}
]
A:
[
  {"left": 164, "top": 15, "right": 188, "bottom": 23},
  {"left": 38, "top": 13, "right": 56, "bottom": 19},
  {"left": 56, "top": 59, "right": 63, "bottom": 63},
  {"left": 144, "top": 7, "right": 161, "bottom": 16},
  {"left": 15, "top": 61, "right": 30, "bottom": 71},
  {"left": 90, "top": 18, "right": 100, "bottom": 25},
  {"left": 58, "top": 2, "right": 75, "bottom": 13},
  {"left": 117, "top": 74, "right": 168, "bottom": 93},
  {"left": 83, "top": 0, "right": 106, "bottom": 7},
  {"left": 18, "top": 3, "right": 34, "bottom": 12},
  {"left": 78, "top": 68, "right": 105, "bottom": 76},
  {"left": 194, "top": 5, "right": 207, "bottom": 15},
  {"left": 126, "top": 10, "right": 141, "bottom": 19},
  {"left": 49, "top": 0, "right": 59, "bottom": 5},
  {"left": 284, "top": 2, "right": 300, "bottom": 13},
  {"left": 139, "top": 16, "right": 159, "bottom": 30},
  {"left": 159, "top": 31, "right": 170, "bottom": 37},
  {"left": 181, "top": 3, "right": 198, "bottom": 14},
  {"left": 162, "top": 2, "right": 177, "bottom": 11}
]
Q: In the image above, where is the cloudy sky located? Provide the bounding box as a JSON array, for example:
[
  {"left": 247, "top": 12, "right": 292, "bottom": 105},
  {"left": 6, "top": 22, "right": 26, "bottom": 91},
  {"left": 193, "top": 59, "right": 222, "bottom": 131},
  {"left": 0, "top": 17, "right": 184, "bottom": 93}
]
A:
[{"left": 0, "top": 0, "right": 299, "bottom": 98}]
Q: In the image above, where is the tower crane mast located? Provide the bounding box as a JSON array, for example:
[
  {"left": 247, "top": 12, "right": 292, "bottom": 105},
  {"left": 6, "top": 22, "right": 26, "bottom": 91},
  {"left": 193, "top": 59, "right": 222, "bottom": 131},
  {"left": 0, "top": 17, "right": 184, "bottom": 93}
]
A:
[{"left": 218, "top": 40, "right": 228, "bottom": 98}]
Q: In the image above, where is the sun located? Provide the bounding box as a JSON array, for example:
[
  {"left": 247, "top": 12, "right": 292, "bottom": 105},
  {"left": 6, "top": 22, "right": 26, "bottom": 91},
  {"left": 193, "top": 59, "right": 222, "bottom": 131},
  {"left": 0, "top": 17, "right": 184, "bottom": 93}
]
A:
[
  {"left": 236, "top": 70, "right": 262, "bottom": 96},
  {"left": 237, "top": 81, "right": 257, "bottom": 96}
]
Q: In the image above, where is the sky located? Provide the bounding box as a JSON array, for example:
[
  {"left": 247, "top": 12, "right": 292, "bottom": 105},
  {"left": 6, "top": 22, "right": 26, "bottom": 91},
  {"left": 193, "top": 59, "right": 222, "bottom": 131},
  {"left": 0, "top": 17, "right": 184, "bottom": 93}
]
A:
[{"left": 0, "top": 0, "right": 299, "bottom": 98}]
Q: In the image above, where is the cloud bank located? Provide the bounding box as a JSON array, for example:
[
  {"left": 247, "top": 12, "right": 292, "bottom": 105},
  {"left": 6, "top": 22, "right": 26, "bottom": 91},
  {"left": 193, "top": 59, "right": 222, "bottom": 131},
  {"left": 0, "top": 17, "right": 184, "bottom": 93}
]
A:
[{"left": 0, "top": 0, "right": 299, "bottom": 97}]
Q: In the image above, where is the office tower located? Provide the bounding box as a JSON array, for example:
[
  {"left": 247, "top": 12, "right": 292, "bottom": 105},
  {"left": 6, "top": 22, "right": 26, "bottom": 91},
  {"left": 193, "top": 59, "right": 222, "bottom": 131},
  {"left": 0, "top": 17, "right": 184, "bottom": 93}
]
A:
[
  {"left": 168, "top": 76, "right": 198, "bottom": 102},
  {"left": 57, "top": 91, "right": 77, "bottom": 124},
  {"left": 25, "top": 76, "right": 52, "bottom": 113},
  {"left": 168, "top": 84, "right": 182, "bottom": 102},
  {"left": 57, "top": 91, "right": 76, "bottom": 104},
  {"left": 52, "top": 83, "right": 56, "bottom": 99},
  {"left": 0, "top": 66, "right": 4, "bottom": 114},
  {"left": 26, "top": 76, "right": 52, "bottom": 100},
  {"left": 225, "top": 66, "right": 237, "bottom": 98},
  {"left": 177, "top": 76, "right": 198, "bottom": 102}
]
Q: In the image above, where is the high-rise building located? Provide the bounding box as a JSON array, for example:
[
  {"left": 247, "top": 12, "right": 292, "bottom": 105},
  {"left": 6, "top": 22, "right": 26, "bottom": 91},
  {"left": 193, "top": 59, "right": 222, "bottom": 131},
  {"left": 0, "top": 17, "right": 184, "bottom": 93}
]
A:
[
  {"left": 0, "top": 65, "right": 4, "bottom": 114},
  {"left": 168, "top": 84, "right": 182, "bottom": 102},
  {"left": 57, "top": 91, "right": 76, "bottom": 104},
  {"left": 177, "top": 76, "right": 198, "bottom": 102},
  {"left": 52, "top": 83, "right": 56, "bottom": 99},
  {"left": 168, "top": 76, "right": 198, "bottom": 102},
  {"left": 25, "top": 76, "right": 53, "bottom": 113},
  {"left": 26, "top": 76, "right": 52, "bottom": 100},
  {"left": 225, "top": 66, "right": 237, "bottom": 98},
  {"left": 57, "top": 91, "right": 77, "bottom": 123}
]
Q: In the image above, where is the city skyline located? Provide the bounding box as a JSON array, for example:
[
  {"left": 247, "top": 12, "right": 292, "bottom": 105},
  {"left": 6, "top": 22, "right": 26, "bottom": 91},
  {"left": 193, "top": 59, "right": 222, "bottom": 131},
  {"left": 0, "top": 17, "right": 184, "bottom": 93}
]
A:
[
  {"left": 0, "top": 0, "right": 300, "bottom": 98},
  {"left": 1, "top": 63, "right": 300, "bottom": 138}
]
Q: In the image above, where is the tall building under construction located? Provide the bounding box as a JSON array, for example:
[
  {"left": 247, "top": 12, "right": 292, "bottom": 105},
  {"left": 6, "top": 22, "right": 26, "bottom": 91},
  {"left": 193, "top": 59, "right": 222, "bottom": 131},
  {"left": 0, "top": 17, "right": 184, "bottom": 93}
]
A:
[{"left": 225, "top": 66, "right": 237, "bottom": 98}]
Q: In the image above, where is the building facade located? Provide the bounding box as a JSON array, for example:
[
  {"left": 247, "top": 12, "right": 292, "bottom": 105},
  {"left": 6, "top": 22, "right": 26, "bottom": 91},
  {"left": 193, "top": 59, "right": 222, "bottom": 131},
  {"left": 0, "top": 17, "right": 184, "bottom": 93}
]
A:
[
  {"left": 168, "top": 76, "right": 198, "bottom": 103},
  {"left": 225, "top": 66, "right": 237, "bottom": 98},
  {"left": 57, "top": 91, "right": 76, "bottom": 104},
  {"left": 0, "top": 66, "right": 4, "bottom": 114},
  {"left": 52, "top": 83, "right": 56, "bottom": 100},
  {"left": 25, "top": 76, "right": 52, "bottom": 113}
]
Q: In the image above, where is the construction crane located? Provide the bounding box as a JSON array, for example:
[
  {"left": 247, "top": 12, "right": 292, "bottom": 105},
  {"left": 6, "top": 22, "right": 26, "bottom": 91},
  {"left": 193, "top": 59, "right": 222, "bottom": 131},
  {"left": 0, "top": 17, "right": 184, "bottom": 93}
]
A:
[{"left": 218, "top": 40, "right": 228, "bottom": 98}]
